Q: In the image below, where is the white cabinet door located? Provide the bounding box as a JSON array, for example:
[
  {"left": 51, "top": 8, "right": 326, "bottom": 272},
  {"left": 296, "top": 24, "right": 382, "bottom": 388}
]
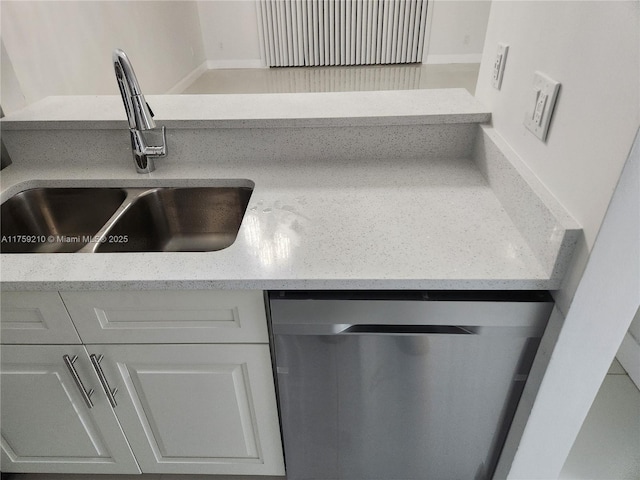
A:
[
  {"left": 0, "top": 345, "right": 140, "bottom": 474},
  {"left": 61, "top": 290, "right": 268, "bottom": 344},
  {"left": 1, "top": 291, "right": 80, "bottom": 344},
  {"left": 90, "top": 344, "right": 285, "bottom": 475}
]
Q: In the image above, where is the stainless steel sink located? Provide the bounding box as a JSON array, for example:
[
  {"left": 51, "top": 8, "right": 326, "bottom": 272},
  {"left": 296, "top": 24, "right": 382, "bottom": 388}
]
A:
[
  {"left": 1, "top": 188, "right": 127, "bottom": 253},
  {"left": 96, "top": 187, "right": 253, "bottom": 253},
  {"left": 1, "top": 184, "right": 253, "bottom": 253}
]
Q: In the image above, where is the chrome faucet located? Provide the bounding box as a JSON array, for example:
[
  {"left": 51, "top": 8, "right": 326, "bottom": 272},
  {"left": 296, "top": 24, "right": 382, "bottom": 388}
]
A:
[{"left": 113, "top": 48, "right": 166, "bottom": 173}]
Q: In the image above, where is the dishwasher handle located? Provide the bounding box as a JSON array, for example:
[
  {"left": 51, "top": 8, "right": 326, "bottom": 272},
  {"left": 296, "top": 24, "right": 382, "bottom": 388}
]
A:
[
  {"left": 343, "top": 324, "right": 474, "bottom": 335},
  {"left": 272, "top": 323, "right": 478, "bottom": 335}
]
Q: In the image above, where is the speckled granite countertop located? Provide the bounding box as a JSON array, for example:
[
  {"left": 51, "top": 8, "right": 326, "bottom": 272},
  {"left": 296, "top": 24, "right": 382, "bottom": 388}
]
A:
[
  {"left": 1, "top": 89, "right": 490, "bottom": 129},
  {"left": 0, "top": 158, "right": 554, "bottom": 291},
  {"left": 0, "top": 90, "right": 577, "bottom": 291}
]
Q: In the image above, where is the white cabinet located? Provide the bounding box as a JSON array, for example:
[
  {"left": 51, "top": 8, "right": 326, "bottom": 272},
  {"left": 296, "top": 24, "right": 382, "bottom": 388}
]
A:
[
  {"left": 60, "top": 290, "right": 268, "bottom": 344},
  {"left": 0, "top": 291, "right": 80, "bottom": 344},
  {"left": 91, "top": 344, "right": 284, "bottom": 475},
  {"left": 0, "top": 290, "right": 284, "bottom": 476},
  {"left": 0, "top": 345, "right": 139, "bottom": 474}
]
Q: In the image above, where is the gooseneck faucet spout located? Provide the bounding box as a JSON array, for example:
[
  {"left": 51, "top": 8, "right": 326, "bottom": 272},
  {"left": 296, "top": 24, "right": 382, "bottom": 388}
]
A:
[{"left": 113, "top": 48, "right": 166, "bottom": 173}]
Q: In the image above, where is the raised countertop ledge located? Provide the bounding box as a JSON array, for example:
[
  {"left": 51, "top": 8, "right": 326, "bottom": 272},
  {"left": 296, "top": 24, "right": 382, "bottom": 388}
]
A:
[{"left": 1, "top": 89, "right": 490, "bottom": 129}]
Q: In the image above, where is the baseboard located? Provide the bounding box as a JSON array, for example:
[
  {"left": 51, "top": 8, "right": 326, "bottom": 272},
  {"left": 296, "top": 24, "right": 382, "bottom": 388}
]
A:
[
  {"left": 617, "top": 332, "right": 640, "bottom": 390},
  {"left": 206, "top": 59, "right": 265, "bottom": 70},
  {"left": 424, "top": 53, "right": 482, "bottom": 64},
  {"left": 166, "top": 61, "right": 209, "bottom": 94}
]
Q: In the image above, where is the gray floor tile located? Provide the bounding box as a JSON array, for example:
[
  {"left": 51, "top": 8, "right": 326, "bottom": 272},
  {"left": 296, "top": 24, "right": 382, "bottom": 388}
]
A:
[
  {"left": 560, "top": 374, "right": 640, "bottom": 479},
  {"left": 182, "top": 63, "right": 479, "bottom": 96}
]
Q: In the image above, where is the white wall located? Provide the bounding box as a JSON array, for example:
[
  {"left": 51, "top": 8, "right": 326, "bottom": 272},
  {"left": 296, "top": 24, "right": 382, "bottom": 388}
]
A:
[
  {"left": 629, "top": 309, "right": 640, "bottom": 342},
  {"left": 477, "top": 0, "right": 640, "bottom": 314},
  {"left": 197, "top": 1, "right": 263, "bottom": 68},
  {"left": 0, "top": 1, "right": 206, "bottom": 111},
  {"left": 0, "top": 39, "right": 26, "bottom": 114},
  {"left": 424, "top": 0, "right": 491, "bottom": 64},
  {"left": 476, "top": 1, "right": 639, "bottom": 256},
  {"left": 474, "top": 2, "right": 640, "bottom": 478},
  {"left": 194, "top": 0, "right": 491, "bottom": 68}
]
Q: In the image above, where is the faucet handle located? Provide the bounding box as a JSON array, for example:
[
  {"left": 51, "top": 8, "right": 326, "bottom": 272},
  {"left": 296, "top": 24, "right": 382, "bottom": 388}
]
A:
[
  {"left": 153, "top": 126, "right": 166, "bottom": 156},
  {"left": 131, "top": 126, "right": 166, "bottom": 174},
  {"left": 145, "top": 126, "right": 166, "bottom": 157},
  {"left": 132, "top": 126, "right": 167, "bottom": 158}
]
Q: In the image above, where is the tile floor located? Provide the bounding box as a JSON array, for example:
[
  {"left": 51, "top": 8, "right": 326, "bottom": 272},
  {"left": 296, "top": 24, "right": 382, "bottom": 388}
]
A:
[
  {"left": 559, "top": 359, "right": 640, "bottom": 479},
  {"left": 181, "top": 63, "right": 480, "bottom": 95}
]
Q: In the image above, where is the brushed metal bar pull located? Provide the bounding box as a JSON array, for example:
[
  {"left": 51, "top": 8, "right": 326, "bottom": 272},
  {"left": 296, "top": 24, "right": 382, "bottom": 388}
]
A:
[
  {"left": 90, "top": 354, "right": 118, "bottom": 408},
  {"left": 342, "top": 325, "right": 476, "bottom": 335},
  {"left": 63, "top": 354, "right": 94, "bottom": 409}
]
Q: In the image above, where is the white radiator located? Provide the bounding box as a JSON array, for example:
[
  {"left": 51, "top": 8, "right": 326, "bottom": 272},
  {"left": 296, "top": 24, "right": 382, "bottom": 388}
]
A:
[{"left": 257, "top": 0, "right": 429, "bottom": 67}]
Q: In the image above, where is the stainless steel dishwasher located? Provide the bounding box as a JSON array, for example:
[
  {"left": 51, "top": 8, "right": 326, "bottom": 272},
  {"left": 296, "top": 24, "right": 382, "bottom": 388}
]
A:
[{"left": 269, "top": 290, "right": 553, "bottom": 480}]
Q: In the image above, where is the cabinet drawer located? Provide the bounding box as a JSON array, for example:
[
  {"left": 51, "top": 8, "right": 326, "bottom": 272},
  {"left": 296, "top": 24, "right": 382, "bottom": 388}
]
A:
[
  {"left": 60, "top": 290, "right": 268, "bottom": 344},
  {"left": 1, "top": 291, "right": 81, "bottom": 344}
]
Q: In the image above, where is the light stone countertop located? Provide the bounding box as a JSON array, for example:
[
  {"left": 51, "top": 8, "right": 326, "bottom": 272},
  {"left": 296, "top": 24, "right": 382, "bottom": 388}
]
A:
[
  {"left": 0, "top": 89, "right": 568, "bottom": 291},
  {"left": 0, "top": 155, "right": 551, "bottom": 291},
  {"left": 1, "top": 89, "right": 490, "bottom": 129}
]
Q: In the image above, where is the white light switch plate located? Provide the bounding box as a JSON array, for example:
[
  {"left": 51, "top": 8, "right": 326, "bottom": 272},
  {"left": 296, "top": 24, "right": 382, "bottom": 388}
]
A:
[
  {"left": 492, "top": 43, "right": 509, "bottom": 90},
  {"left": 524, "top": 71, "right": 560, "bottom": 142}
]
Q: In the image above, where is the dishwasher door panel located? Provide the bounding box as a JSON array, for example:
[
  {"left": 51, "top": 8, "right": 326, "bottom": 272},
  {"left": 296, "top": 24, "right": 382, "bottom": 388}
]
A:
[{"left": 275, "top": 333, "right": 533, "bottom": 480}]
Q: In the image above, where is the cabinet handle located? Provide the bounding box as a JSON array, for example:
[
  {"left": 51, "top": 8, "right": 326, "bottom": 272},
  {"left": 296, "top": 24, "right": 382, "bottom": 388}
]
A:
[
  {"left": 90, "top": 354, "right": 118, "bottom": 408},
  {"left": 63, "top": 354, "right": 94, "bottom": 409}
]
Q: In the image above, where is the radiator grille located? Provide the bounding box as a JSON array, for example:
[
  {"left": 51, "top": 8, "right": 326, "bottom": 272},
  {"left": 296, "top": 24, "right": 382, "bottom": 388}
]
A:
[{"left": 257, "top": 0, "right": 429, "bottom": 67}]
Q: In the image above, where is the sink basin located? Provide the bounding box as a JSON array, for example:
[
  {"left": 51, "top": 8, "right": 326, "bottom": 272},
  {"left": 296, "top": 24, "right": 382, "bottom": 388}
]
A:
[
  {"left": 96, "top": 187, "right": 253, "bottom": 253},
  {"left": 1, "top": 184, "right": 253, "bottom": 253},
  {"left": 1, "top": 188, "right": 127, "bottom": 253}
]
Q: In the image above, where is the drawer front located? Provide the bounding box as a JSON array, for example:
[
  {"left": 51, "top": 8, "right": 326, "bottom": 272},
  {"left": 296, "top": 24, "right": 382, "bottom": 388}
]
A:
[
  {"left": 1, "top": 291, "right": 81, "bottom": 344},
  {"left": 60, "top": 290, "right": 268, "bottom": 344}
]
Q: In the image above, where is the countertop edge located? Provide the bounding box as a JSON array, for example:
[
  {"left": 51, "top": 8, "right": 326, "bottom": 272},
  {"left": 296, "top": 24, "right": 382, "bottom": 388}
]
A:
[
  {"left": 1, "top": 113, "right": 491, "bottom": 130},
  {"left": 1, "top": 90, "right": 491, "bottom": 129},
  {"left": 0, "top": 278, "right": 559, "bottom": 292}
]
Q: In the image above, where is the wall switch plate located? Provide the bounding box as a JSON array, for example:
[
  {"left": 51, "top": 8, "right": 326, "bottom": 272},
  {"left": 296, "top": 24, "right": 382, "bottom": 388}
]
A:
[
  {"left": 491, "top": 43, "right": 509, "bottom": 90},
  {"left": 524, "top": 71, "right": 560, "bottom": 142}
]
